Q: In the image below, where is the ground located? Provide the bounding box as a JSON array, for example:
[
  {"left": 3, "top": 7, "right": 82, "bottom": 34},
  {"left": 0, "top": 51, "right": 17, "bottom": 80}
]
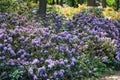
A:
[{"left": 100, "top": 71, "right": 120, "bottom": 80}]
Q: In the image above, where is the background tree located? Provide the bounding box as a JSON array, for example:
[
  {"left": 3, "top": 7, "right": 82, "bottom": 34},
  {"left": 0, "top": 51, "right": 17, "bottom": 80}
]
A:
[
  {"left": 78, "top": 0, "right": 84, "bottom": 5},
  {"left": 87, "top": 0, "right": 95, "bottom": 6},
  {"left": 35, "top": 0, "right": 38, "bottom": 3},
  {"left": 56, "top": 0, "right": 59, "bottom": 4},
  {"left": 116, "top": 0, "right": 119, "bottom": 10},
  {"left": 38, "top": 0, "right": 47, "bottom": 17},
  {"left": 60, "top": 0, "right": 63, "bottom": 6},
  {"left": 72, "top": 0, "right": 75, "bottom": 6},
  {"left": 102, "top": 0, "right": 106, "bottom": 8},
  {"left": 52, "top": 0, "right": 55, "bottom": 5}
]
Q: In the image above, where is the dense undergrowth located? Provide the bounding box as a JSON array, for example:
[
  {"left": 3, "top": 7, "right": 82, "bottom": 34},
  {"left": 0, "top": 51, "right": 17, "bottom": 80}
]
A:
[{"left": 0, "top": 12, "right": 120, "bottom": 80}]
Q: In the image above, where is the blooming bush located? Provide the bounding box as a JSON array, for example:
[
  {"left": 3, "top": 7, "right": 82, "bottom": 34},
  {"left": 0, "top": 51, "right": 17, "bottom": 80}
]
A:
[
  {"left": 0, "top": 0, "right": 30, "bottom": 16},
  {"left": 102, "top": 7, "right": 120, "bottom": 20},
  {"left": 0, "top": 12, "right": 120, "bottom": 80},
  {"left": 51, "top": 5, "right": 120, "bottom": 20},
  {"left": 52, "top": 4, "right": 86, "bottom": 18},
  {"left": 79, "top": 7, "right": 104, "bottom": 18}
]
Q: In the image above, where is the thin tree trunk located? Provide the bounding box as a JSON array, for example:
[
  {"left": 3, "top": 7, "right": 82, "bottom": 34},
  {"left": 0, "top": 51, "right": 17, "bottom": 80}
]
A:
[
  {"left": 38, "top": 0, "right": 47, "bottom": 17},
  {"left": 102, "top": 0, "right": 106, "bottom": 8},
  {"left": 56, "top": 0, "right": 59, "bottom": 4},
  {"left": 35, "top": 0, "right": 38, "bottom": 3},
  {"left": 116, "top": 0, "right": 119, "bottom": 10},
  {"left": 72, "top": 0, "right": 75, "bottom": 6},
  {"left": 87, "top": 0, "right": 95, "bottom": 6},
  {"left": 60, "top": 0, "right": 63, "bottom": 6},
  {"left": 78, "top": 0, "right": 84, "bottom": 5},
  {"left": 52, "top": 0, "right": 55, "bottom": 5}
]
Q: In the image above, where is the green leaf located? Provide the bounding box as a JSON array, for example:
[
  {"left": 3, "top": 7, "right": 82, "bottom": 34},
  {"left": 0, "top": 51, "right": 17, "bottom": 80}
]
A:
[
  {"left": 93, "top": 72, "right": 101, "bottom": 77},
  {"left": 106, "top": 0, "right": 115, "bottom": 6}
]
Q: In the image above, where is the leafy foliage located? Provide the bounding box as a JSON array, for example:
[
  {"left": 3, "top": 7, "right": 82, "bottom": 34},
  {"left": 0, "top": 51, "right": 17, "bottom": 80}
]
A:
[
  {"left": 106, "top": 0, "right": 115, "bottom": 6},
  {"left": 0, "top": 0, "right": 30, "bottom": 15}
]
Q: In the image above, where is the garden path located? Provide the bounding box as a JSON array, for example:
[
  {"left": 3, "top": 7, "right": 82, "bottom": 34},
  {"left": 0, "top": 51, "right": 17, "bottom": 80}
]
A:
[{"left": 100, "top": 71, "right": 120, "bottom": 80}]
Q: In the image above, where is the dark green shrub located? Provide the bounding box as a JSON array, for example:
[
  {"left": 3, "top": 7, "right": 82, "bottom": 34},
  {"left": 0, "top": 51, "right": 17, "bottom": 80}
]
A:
[
  {"left": 0, "top": 0, "right": 29, "bottom": 15},
  {"left": 80, "top": 7, "right": 104, "bottom": 18}
]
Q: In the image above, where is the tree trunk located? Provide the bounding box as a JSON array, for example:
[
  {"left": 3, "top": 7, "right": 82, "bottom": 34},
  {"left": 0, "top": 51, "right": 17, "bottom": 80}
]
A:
[
  {"left": 35, "top": 0, "right": 38, "bottom": 3},
  {"left": 60, "top": 0, "right": 63, "bottom": 6},
  {"left": 102, "top": 0, "right": 106, "bottom": 8},
  {"left": 78, "top": 0, "right": 84, "bottom": 5},
  {"left": 87, "top": 0, "right": 95, "bottom": 6},
  {"left": 52, "top": 0, "right": 55, "bottom": 5},
  {"left": 116, "top": 0, "right": 119, "bottom": 10},
  {"left": 38, "top": 0, "right": 47, "bottom": 17},
  {"left": 56, "top": 0, "right": 59, "bottom": 4},
  {"left": 72, "top": 0, "right": 75, "bottom": 6}
]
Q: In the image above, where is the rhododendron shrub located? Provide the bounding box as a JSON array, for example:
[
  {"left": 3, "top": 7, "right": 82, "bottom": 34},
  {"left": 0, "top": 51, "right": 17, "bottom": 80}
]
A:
[{"left": 0, "top": 13, "right": 119, "bottom": 80}]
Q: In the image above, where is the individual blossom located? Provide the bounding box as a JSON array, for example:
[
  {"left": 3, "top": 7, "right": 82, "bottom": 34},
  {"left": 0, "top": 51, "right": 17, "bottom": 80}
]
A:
[
  {"left": 43, "top": 50, "right": 48, "bottom": 53},
  {"left": 64, "top": 59, "right": 68, "bottom": 63},
  {"left": 53, "top": 71, "right": 58, "bottom": 78},
  {"left": 66, "top": 64, "right": 71, "bottom": 68},
  {"left": 51, "top": 34, "right": 58, "bottom": 39},
  {"left": 10, "top": 50, "right": 16, "bottom": 56},
  {"left": 59, "top": 60, "right": 65, "bottom": 65},
  {"left": 0, "top": 56, "right": 5, "bottom": 60},
  {"left": 79, "top": 70, "right": 83, "bottom": 74},
  {"left": 48, "top": 62, "right": 55, "bottom": 69},
  {"left": 102, "top": 56, "right": 108, "bottom": 62},
  {"left": 38, "top": 66, "right": 47, "bottom": 78},
  {"left": 28, "top": 67, "right": 34, "bottom": 75},
  {"left": 32, "top": 59, "right": 39, "bottom": 65},
  {"left": 55, "top": 46, "right": 59, "bottom": 50},
  {"left": 115, "top": 51, "right": 120, "bottom": 61},
  {"left": 71, "top": 48, "right": 76, "bottom": 53},
  {"left": 8, "top": 59, "right": 15, "bottom": 65},
  {"left": 71, "top": 57, "right": 76, "bottom": 62},
  {"left": 3, "top": 47, "right": 8, "bottom": 51},
  {"left": 93, "top": 68, "right": 97, "bottom": 71},
  {"left": 33, "top": 74, "right": 38, "bottom": 80},
  {"left": 0, "top": 43, "right": 3, "bottom": 47},
  {"left": 88, "top": 70, "right": 92, "bottom": 74},
  {"left": 8, "top": 37, "right": 13, "bottom": 42},
  {"left": 40, "top": 57, "right": 44, "bottom": 61},
  {"left": 58, "top": 69, "right": 64, "bottom": 77},
  {"left": 1, "top": 23, "right": 7, "bottom": 27}
]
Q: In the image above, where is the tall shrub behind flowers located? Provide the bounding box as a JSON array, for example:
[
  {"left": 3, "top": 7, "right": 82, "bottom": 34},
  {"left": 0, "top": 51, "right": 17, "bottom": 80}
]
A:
[
  {"left": 53, "top": 4, "right": 86, "bottom": 18},
  {"left": 102, "top": 7, "right": 120, "bottom": 20}
]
